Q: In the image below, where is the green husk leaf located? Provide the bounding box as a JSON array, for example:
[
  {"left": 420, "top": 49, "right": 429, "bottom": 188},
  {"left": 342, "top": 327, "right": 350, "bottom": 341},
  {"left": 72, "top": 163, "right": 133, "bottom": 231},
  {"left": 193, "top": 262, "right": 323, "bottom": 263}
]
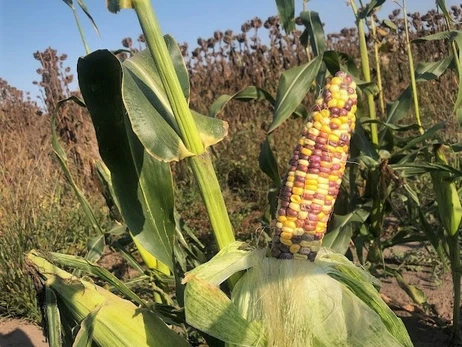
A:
[
  {"left": 45, "top": 286, "right": 62, "bottom": 347},
  {"left": 27, "top": 251, "right": 190, "bottom": 347}
]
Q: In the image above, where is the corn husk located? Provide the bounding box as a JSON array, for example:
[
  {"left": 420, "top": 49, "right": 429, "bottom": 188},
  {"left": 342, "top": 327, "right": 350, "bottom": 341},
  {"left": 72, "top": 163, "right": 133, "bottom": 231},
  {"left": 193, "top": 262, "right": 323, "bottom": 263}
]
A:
[
  {"left": 27, "top": 251, "right": 190, "bottom": 347},
  {"left": 183, "top": 242, "right": 413, "bottom": 347}
]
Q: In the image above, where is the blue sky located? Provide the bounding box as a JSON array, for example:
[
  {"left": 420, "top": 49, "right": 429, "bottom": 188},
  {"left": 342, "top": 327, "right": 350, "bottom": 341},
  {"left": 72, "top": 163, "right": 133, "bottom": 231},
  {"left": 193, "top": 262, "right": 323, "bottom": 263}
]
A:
[{"left": 0, "top": 0, "right": 456, "bottom": 100}]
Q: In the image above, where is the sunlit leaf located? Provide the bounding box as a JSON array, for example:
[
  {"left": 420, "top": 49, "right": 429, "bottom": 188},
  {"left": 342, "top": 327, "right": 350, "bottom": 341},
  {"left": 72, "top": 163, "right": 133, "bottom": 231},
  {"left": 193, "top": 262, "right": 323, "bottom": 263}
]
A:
[
  {"left": 269, "top": 56, "right": 322, "bottom": 133},
  {"left": 415, "top": 56, "right": 453, "bottom": 82},
  {"left": 300, "top": 11, "right": 326, "bottom": 57},
  {"left": 78, "top": 50, "right": 176, "bottom": 269}
]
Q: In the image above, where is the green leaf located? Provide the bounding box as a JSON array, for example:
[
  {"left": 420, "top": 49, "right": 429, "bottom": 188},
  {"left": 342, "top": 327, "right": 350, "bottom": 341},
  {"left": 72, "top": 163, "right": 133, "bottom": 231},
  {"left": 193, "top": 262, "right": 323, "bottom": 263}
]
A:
[
  {"left": 382, "top": 19, "right": 397, "bottom": 32},
  {"left": 436, "top": 0, "right": 453, "bottom": 25},
  {"left": 415, "top": 56, "right": 453, "bottom": 82},
  {"left": 358, "top": 0, "right": 386, "bottom": 19},
  {"left": 269, "top": 56, "right": 323, "bottom": 133},
  {"left": 184, "top": 276, "right": 266, "bottom": 346},
  {"left": 122, "top": 46, "right": 227, "bottom": 160},
  {"left": 48, "top": 252, "right": 147, "bottom": 307},
  {"left": 73, "top": 307, "right": 100, "bottom": 347},
  {"left": 323, "top": 203, "right": 372, "bottom": 254},
  {"left": 401, "top": 123, "right": 445, "bottom": 151},
  {"left": 395, "top": 272, "right": 428, "bottom": 306},
  {"left": 45, "top": 286, "right": 62, "bottom": 347},
  {"left": 379, "top": 87, "right": 412, "bottom": 147},
  {"left": 275, "top": 0, "right": 295, "bottom": 34},
  {"left": 85, "top": 234, "right": 105, "bottom": 263},
  {"left": 208, "top": 86, "right": 275, "bottom": 118},
  {"left": 51, "top": 97, "right": 104, "bottom": 236},
  {"left": 61, "top": 0, "right": 100, "bottom": 36},
  {"left": 413, "top": 30, "right": 462, "bottom": 113},
  {"left": 258, "top": 136, "right": 281, "bottom": 186},
  {"left": 78, "top": 50, "right": 176, "bottom": 269},
  {"left": 300, "top": 11, "right": 326, "bottom": 57}
]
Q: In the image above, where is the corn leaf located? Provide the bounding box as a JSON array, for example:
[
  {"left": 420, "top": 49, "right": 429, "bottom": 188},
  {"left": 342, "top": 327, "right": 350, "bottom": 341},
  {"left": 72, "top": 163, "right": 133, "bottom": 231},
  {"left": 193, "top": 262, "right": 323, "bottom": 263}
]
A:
[
  {"left": 269, "top": 55, "right": 323, "bottom": 133},
  {"left": 258, "top": 136, "right": 281, "bottom": 186},
  {"left": 414, "top": 30, "right": 462, "bottom": 113},
  {"left": 27, "top": 252, "right": 190, "bottom": 347},
  {"left": 358, "top": 0, "right": 386, "bottom": 19},
  {"left": 275, "top": 0, "right": 295, "bottom": 34},
  {"left": 184, "top": 276, "right": 266, "bottom": 347},
  {"left": 73, "top": 306, "right": 100, "bottom": 347},
  {"left": 122, "top": 40, "right": 227, "bottom": 161},
  {"left": 323, "top": 202, "right": 372, "bottom": 254},
  {"left": 78, "top": 50, "right": 176, "bottom": 269},
  {"left": 45, "top": 286, "right": 62, "bottom": 347},
  {"left": 415, "top": 56, "right": 453, "bottom": 82},
  {"left": 300, "top": 11, "right": 326, "bottom": 57}
]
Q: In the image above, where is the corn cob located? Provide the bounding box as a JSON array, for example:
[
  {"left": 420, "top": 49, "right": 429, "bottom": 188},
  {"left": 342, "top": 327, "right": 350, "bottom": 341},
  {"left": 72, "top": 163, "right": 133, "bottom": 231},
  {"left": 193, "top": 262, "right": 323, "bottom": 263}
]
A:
[{"left": 271, "top": 71, "right": 357, "bottom": 261}]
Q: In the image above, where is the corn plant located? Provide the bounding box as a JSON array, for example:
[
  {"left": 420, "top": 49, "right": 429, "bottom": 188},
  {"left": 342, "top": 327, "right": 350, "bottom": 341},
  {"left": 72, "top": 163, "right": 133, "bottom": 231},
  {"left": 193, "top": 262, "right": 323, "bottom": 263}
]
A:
[{"left": 29, "top": 0, "right": 462, "bottom": 346}]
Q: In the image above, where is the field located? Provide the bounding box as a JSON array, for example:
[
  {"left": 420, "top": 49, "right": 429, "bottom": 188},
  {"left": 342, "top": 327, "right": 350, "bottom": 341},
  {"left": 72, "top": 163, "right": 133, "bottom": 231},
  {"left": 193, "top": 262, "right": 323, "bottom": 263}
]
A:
[{"left": 1, "top": 2, "right": 462, "bottom": 346}]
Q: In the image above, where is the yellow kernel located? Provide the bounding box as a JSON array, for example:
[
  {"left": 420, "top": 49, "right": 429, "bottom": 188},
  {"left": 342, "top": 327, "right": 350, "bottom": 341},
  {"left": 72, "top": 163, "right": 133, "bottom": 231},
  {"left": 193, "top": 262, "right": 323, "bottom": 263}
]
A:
[
  {"left": 276, "top": 222, "right": 283, "bottom": 228},
  {"left": 281, "top": 231, "right": 293, "bottom": 240},
  {"left": 328, "top": 133, "right": 339, "bottom": 142},
  {"left": 327, "top": 99, "right": 337, "bottom": 108},
  {"left": 301, "top": 148, "right": 312, "bottom": 156},
  {"left": 283, "top": 220, "right": 296, "bottom": 228},
  {"left": 299, "top": 159, "right": 309, "bottom": 166},
  {"left": 351, "top": 105, "right": 357, "bottom": 113},
  {"left": 305, "top": 184, "right": 317, "bottom": 192},
  {"left": 328, "top": 174, "right": 338, "bottom": 181},
  {"left": 315, "top": 226, "right": 325, "bottom": 233},
  {"left": 333, "top": 91, "right": 341, "bottom": 100},
  {"left": 329, "top": 84, "right": 340, "bottom": 92},
  {"left": 313, "top": 121, "right": 323, "bottom": 130},
  {"left": 295, "top": 170, "right": 306, "bottom": 177},
  {"left": 331, "top": 118, "right": 342, "bottom": 127},
  {"left": 278, "top": 215, "right": 287, "bottom": 222},
  {"left": 289, "top": 202, "right": 300, "bottom": 211},
  {"left": 298, "top": 211, "right": 308, "bottom": 219},
  {"left": 326, "top": 195, "right": 334, "bottom": 201},
  {"left": 320, "top": 109, "right": 330, "bottom": 118},
  {"left": 293, "top": 228, "right": 305, "bottom": 236},
  {"left": 322, "top": 205, "right": 332, "bottom": 213},
  {"left": 321, "top": 124, "right": 331, "bottom": 134},
  {"left": 291, "top": 194, "right": 302, "bottom": 203},
  {"left": 318, "top": 183, "right": 329, "bottom": 190},
  {"left": 292, "top": 187, "right": 303, "bottom": 195},
  {"left": 290, "top": 244, "right": 301, "bottom": 253},
  {"left": 337, "top": 99, "right": 345, "bottom": 108},
  {"left": 309, "top": 127, "right": 320, "bottom": 136},
  {"left": 305, "top": 139, "right": 316, "bottom": 147},
  {"left": 317, "top": 188, "right": 328, "bottom": 196},
  {"left": 287, "top": 175, "right": 295, "bottom": 182},
  {"left": 350, "top": 81, "right": 357, "bottom": 89},
  {"left": 280, "top": 238, "right": 292, "bottom": 246},
  {"left": 315, "top": 98, "right": 323, "bottom": 105},
  {"left": 312, "top": 198, "right": 325, "bottom": 206},
  {"left": 317, "top": 177, "right": 329, "bottom": 185},
  {"left": 338, "top": 116, "right": 348, "bottom": 124},
  {"left": 287, "top": 216, "right": 297, "bottom": 221},
  {"left": 331, "top": 77, "right": 342, "bottom": 85},
  {"left": 318, "top": 212, "right": 326, "bottom": 220},
  {"left": 306, "top": 173, "right": 319, "bottom": 180},
  {"left": 286, "top": 181, "right": 294, "bottom": 188},
  {"left": 299, "top": 138, "right": 305, "bottom": 145},
  {"left": 313, "top": 112, "right": 322, "bottom": 122}
]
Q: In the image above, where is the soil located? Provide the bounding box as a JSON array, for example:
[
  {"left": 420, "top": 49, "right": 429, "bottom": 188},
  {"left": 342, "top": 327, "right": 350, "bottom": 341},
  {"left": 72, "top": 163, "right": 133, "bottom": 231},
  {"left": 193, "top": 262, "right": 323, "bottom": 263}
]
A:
[{"left": 1, "top": 245, "right": 459, "bottom": 347}]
